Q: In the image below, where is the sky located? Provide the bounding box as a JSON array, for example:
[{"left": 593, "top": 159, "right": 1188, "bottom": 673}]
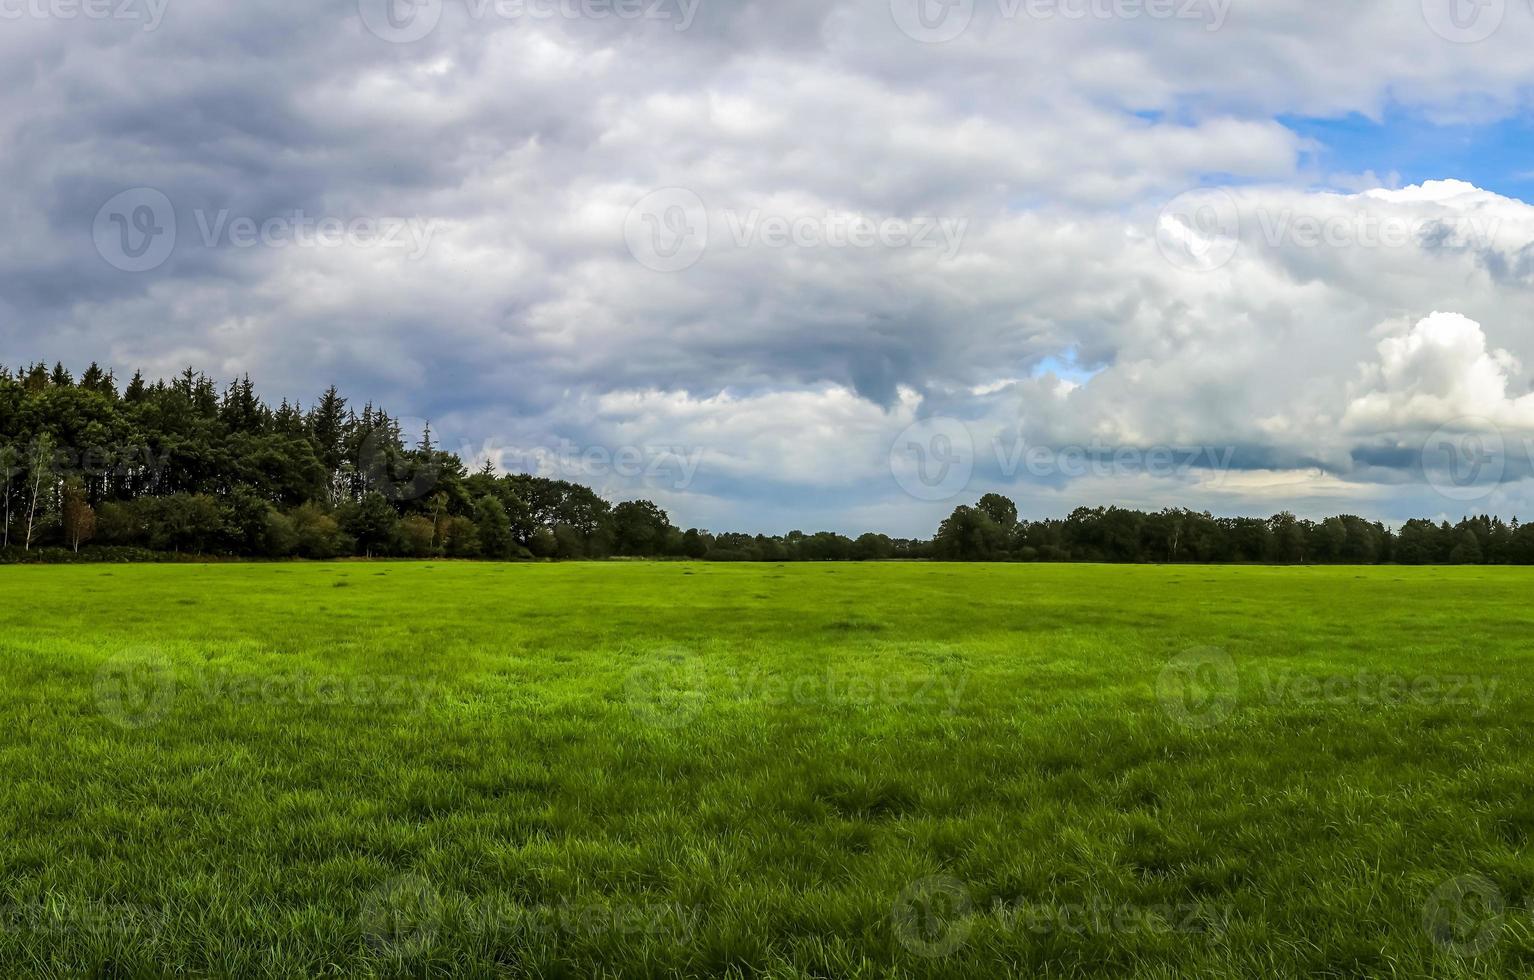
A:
[{"left": 7, "top": 0, "right": 1534, "bottom": 537}]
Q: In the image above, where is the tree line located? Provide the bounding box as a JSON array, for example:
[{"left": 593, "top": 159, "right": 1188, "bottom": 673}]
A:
[
  {"left": 3, "top": 362, "right": 1527, "bottom": 565},
  {"left": 0, "top": 362, "right": 927, "bottom": 562},
  {"left": 932, "top": 494, "right": 1534, "bottom": 565}
]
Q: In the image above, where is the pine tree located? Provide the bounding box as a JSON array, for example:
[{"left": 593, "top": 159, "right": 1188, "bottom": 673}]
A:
[{"left": 308, "top": 386, "right": 349, "bottom": 501}]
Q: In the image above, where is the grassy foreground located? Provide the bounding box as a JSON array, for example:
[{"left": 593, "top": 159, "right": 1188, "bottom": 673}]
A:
[{"left": 0, "top": 561, "right": 1531, "bottom": 977}]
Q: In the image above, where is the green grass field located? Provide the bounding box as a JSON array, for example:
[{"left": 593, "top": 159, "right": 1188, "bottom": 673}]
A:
[{"left": 1, "top": 562, "right": 1531, "bottom": 977}]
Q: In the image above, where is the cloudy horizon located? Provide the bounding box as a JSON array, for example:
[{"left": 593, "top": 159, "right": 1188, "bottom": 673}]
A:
[{"left": 7, "top": 0, "right": 1534, "bottom": 536}]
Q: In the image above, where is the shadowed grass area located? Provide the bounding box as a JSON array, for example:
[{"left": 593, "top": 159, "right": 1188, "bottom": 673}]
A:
[{"left": 0, "top": 561, "right": 1530, "bottom": 976}]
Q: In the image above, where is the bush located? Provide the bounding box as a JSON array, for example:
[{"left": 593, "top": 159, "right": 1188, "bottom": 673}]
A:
[
  {"left": 440, "top": 515, "right": 480, "bottom": 558},
  {"left": 528, "top": 528, "right": 557, "bottom": 559},
  {"left": 0, "top": 545, "right": 170, "bottom": 564},
  {"left": 96, "top": 500, "right": 148, "bottom": 546},
  {"left": 398, "top": 516, "right": 436, "bottom": 558},
  {"left": 263, "top": 510, "right": 299, "bottom": 557},
  {"left": 290, "top": 503, "right": 347, "bottom": 559}
]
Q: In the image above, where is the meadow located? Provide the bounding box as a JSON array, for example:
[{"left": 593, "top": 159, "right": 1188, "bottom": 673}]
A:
[{"left": 0, "top": 561, "right": 1530, "bottom": 977}]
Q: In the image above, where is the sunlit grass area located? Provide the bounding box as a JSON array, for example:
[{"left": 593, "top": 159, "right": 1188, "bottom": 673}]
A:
[{"left": 0, "top": 561, "right": 1530, "bottom": 976}]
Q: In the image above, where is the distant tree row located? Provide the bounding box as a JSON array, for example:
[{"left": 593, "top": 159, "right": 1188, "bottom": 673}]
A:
[
  {"left": 932, "top": 494, "right": 1534, "bottom": 565},
  {"left": 5, "top": 362, "right": 1530, "bottom": 565}
]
